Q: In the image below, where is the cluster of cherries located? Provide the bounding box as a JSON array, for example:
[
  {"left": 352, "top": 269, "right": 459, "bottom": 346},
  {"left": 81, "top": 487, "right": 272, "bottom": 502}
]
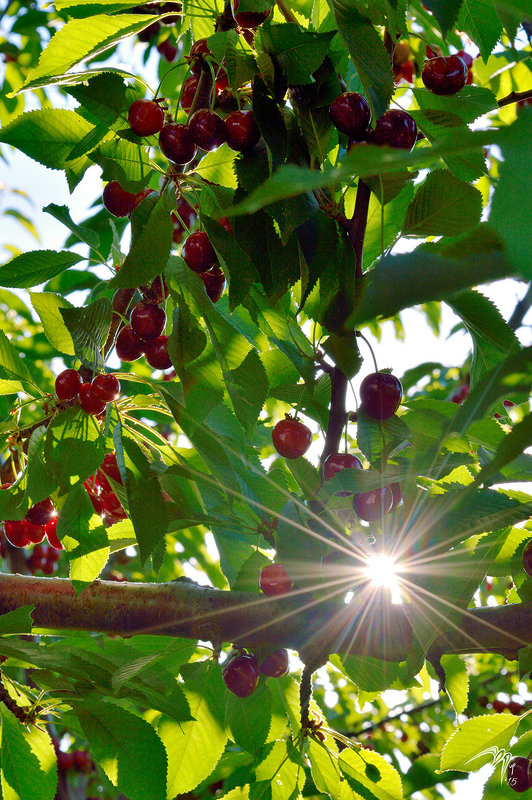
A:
[
  {"left": 84, "top": 453, "right": 127, "bottom": 527},
  {"left": 271, "top": 372, "right": 403, "bottom": 521},
  {"left": 2, "top": 493, "right": 62, "bottom": 551},
  {"left": 53, "top": 738, "right": 93, "bottom": 775},
  {"left": 55, "top": 369, "right": 121, "bottom": 416},
  {"left": 222, "top": 563, "right": 292, "bottom": 697},
  {"left": 115, "top": 280, "right": 172, "bottom": 369},
  {"left": 479, "top": 695, "right": 526, "bottom": 715}
]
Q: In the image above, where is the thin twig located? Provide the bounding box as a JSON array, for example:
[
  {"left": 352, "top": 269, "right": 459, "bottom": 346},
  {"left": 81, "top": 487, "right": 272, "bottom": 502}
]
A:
[{"left": 497, "top": 88, "right": 532, "bottom": 108}]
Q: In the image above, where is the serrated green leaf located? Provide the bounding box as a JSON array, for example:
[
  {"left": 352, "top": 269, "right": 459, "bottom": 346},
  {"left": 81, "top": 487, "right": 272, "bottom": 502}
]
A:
[
  {"left": 403, "top": 171, "right": 482, "bottom": 237},
  {"left": 43, "top": 204, "right": 101, "bottom": 250},
  {"left": 0, "top": 380, "right": 24, "bottom": 396},
  {"left": 252, "top": 75, "right": 287, "bottom": 171},
  {"left": 0, "top": 250, "right": 84, "bottom": 289},
  {"left": 91, "top": 136, "right": 153, "bottom": 190},
  {"left": 259, "top": 23, "right": 335, "bottom": 85},
  {"left": 422, "top": 0, "right": 463, "bottom": 36},
  {"left": 75, "top": 699, "right": 167, "bottom": 800},
  {"left": 55, "top": 483, "right": 109, "bottom": 590},
  {"left": 326, "top": 0, "right": 393, "bottom": 118},
  {"left": 0, "top": 706, "right": 57, "bottom": 800},
  {"left": 193, "top": 144, "right": 239, "bottom": 189},
  {"left": 477, "top": 414, "right": 532, "bottom": 486},
  {"left": 226, "top": 681, "right": 272, "bottom": 753},
  {"left": 21, "top": 14, "right": 161, "bottom": 91},
  {"left": 30, "top": 292, "right": 75, "bottom": 355},
  {"left": 0, "top": 109, "right": 94, "bottom": 175},
  {"left": 458, "top": 0, "right": 503, "bottom": 60},
  {"left": 364, "top": 182, "right": 414, "bottom": 269},
  {"left": 441, "top": 655, "right": 469, "bottom": 715},
  {"left": 440, "top": 713, "right": 518, "bottom": 771},
  {"left": 414, "top": 86, "right": 498, "bottom": 125},
  {"left": 339, "top": 748, "right": 402, "bottom": 800},
  {"left": 60, "top": 297, "right": 112, "bottom": 370},
  {"left": 0, "top": 330, "right": 32, "bottom": 382},
  {"left": 202, "top": 216, "right": 258, "bottom": 311},
  {"left": 0, "top": 606, "right": 34, "bottom": 635},
  {"left": 44, "top": 407, "right": 106, "bottom": 494}
]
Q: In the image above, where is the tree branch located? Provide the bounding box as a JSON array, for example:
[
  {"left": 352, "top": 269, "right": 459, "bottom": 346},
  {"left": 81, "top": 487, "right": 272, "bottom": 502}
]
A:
[
  {"left": 320, "top": 367, "right": 348, "bottom": 464},
  {"left": 0, "top": 575, "right": 530, "bottom": 665},
  {"left": 346, "top": 179, "right": 371, "bottom": 281},
  {"left": 497, "top": 88, "right": 532, "bottom": 108},
  {"left": 508, "top": 284, "right": 532, "bottom": 331}
]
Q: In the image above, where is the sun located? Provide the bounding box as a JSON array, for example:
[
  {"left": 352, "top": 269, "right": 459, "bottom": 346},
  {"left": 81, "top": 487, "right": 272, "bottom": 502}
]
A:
[{"left": 363, "top": 554, "right": 403, "bottom": 604}]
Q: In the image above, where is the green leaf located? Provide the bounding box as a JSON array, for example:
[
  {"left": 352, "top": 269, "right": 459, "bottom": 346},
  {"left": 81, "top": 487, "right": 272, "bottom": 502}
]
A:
[
  {"left": 226, "top": 681, "right": 272, "bottom": 753},
  {"left": 193, "top": 144, "right": 239, "bottom": 189},
  {"left": 0, "top": 707, "right": 57, "bottom": 800},
  {"left": 109, "top": 190, "right": 174, "bottom": 289},
  {"left": 202, "top": 216, "right": 259, "bottom": 311},
  {"left": 231, "top": 349, "right": 269, "bottom": 435},
  {"left": 457, "top": 0, "right": 503, "bottom": 60},
  {"left": 0, "top": 380, "right": 24, "bottom": 396},
  {"left": 43, "top": 204, "right": 101, "bottom": 250},
  {"left": 403, "top": 171, "right": 482, "bottom": 237},
  {"left": 339, "top": 748, "right": 402, "bottom": 800},
  {"left": 422, "top": 0, "right": 463, "bottom": 36},
  {"left": 447, "top": 290, "right": 520, "bottom": 387},
  {"left": 308, "top": 738, "right": 341, "bottom": 798},
  {"left": 0, "top": 250, "right": 84, "bottom": 289},
  {"left": 440, "top": 713, "right": 519, "bottom": 771},
  {"left": 75, "top": 699, "right": 167, "bottom": 800},
  {"left": 476, "top": 414, "right": 532, "bottom": 486},
  {"left": 91, "top": 136, "right": 153, "bottom": 190},
  {"left": 65, "top": 72, "right": 138, "bottom": 126},
  {"left": 21, "top": 14, "right": 161, "bottom": 91},
  {"left": 44, "top": 407, "right": 106, "bottom": 494},
  {"left": 0, "top": 330, "right": 32, "bottom": 382},
  {"left": 160, "top": 661, "right": 228, "bottom": 797},
  {"left": 57, "top": 484, "right": 109, "bottom": 590},
  {"left": 30, "top": 292, "right": 75, "bottom": 355},
  {"left": 0, "top": 109, "right": 93, "bottom": 175},
  {"left": 60, "top": 297, "right": 113, "bottom": 370},
  {"left": 259, "top": 23, "right": 335, "bottom": 85},
  {"left": 363, "top": 182, "right": 414, "bottom": 269},
  {"left": 287, "top": 457, "right": 321, "bottom": 500},
  {"left": 326, "top": 0, "right": 394, "bottom": 118},
  {"left": 441, "top": 655, "right": 469, "bottom": 715},
  {"left": 414, "top": 86, "right": 498, "bottom": 125},
  {"left": 0, "top": 606, "right": 34, "bottom": 635},
  {"left": 491, "top": 109, "right": 532, "bottom": 279},
  {"left": 252, "top": 75, "right": 287, "bottom": 171}
]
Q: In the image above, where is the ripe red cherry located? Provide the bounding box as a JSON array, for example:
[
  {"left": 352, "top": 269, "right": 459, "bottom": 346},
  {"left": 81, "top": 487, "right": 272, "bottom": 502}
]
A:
[
  {"left": 159, "top": 123, "right": 196, "bottom": 165},
  {"left": 260, "top": 648, "right": 289, "bottom": 678},
  {"left": 73, "top": 750, "right": 92, "bottom": 773},
  {"left": 224, "top": 110, "right": 260, "bottom": 151},
  {"left": 523, "top": 541, "right": 532, "bottom": 578},
  {"left": 272, "top": 417, "right": 312, "bottom": 459},
  {"left": 389, "top": 482, "right": 403, "bottom": 510},
  {"left": 259, "top": 563, "right": 292, "bottom": 596},
  {"left": 102, "top": 181, "right": 139, "bottom": 217},
  {"left": 26, "top": 497, "right": 57, "bottom": 526},
  {"left": 130, "top": 187, "right": 153, "bottom": 214},
  {"left": 233, "top": 0, "right": 271, "bottom": 28},
  {"left": 44, "top": 518, "right": 63, "bottom": 550},
  {"left": 130, "top": 302, "right": 166, "bottom": 342},
  {"left": 55, "top": 369, "right": 83, "bottom": 401},
  {"left": 182, "top": 231, "right": 217, "bottom": 273},
  {"left": 4, "top": 521, "right": 31, "bottom": 548},
  {"left": 222, "top": 653, "right": 259, "bottom": 697},
  {"left": 96, "top": 453, "right": 123, "bottom": 492},
  {"left": 157, "top": 38, "right": 178, "bottom": 61},
  {"left": 91, "top": 373, "right": 121, "bottom": 404},
  {"left": 116, "top": 326, "right": 144, "bottom": 362},
  {"left": 22, "top": 519, "right": 46, "bottom": 544},
  {"left": 180, "top": 75, "right": 200, "bottom": 112},
  {"left": 143, "top": 274, "right": 169, "bottom": 303},
  {"left": 360, "top": 372, "right": 402, "bottom": 420},
  {"left": 187, "top": 38, "right": 211, "bottom": 75},
  {"left": 507, "top": 757, "right": 532, "bottom": 793},
  {"left": 200, "top": 268, "right": 225, "bottom": 302},
  {"left": 128, "top": 98, "right": 165, "bottom": 136},
  {"left": 422, "top": 55, "right": 468, "bottom": 95},
  {"left": 329, "top": 92, "right": 371, "bottom": 140},
  {"left": 79, "top": 383, "right": 107, "bottom": 416},
  {"left": 145, "top": 336, "right": 172, "bottom": 370},
  {"left": 188, "top": 109, "right": 226, "bottom": 151},
  {"left": 353, "top": 486, "right": 393, "bottom": 522},
  {"left": 456, "top": 49, "right": 474, "bottom": 69},
  {"left": 57, "top": 751, "right": 75, "bottom": 772},
  {"left": 374, "top": 110, "right": 417, "bottom": 150},
  {"left": 99, "top": 492, "right": 127, "bottom": 518},
  {"left": 323, "top": 453, "right": 363, "bottom": 482}
]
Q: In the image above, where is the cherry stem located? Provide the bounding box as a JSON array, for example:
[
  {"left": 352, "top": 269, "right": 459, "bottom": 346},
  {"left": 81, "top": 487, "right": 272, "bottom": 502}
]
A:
[
  {"left": 276, "top": 0, "right": 298, "bottom": 23},
  {"left": 355, "top": 331, "right": 379, "bottom": 373},
  {"left": 154, "top": 59, "right": 187, "bottom": 100},
  {"left": 186, "top": 68, "right": 213, "bottom": 121}
]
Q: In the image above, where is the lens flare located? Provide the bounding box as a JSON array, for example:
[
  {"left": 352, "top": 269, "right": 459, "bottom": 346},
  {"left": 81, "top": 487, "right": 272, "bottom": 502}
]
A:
[{"left": 363, "top": 554, "right": 402, "bottom": 604}]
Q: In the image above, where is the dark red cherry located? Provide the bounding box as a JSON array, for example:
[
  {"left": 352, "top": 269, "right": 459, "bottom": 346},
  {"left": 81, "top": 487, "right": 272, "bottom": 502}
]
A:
[
  {"left": 26, "top": 497, "right": 57, "bottom": 526},
  {"left": 22, "top": 519, "right": 46, "bottom": 544},
  {"left": 44, "top": 518, "right": 63, "bottom": 550},
  {"left": 353, "top": 486, "right": 393, "bottom": 522},
  {"left": 218, "top": 217, "right": 232, "bottom": 233},
  {"left": 73, "top": 750, "right": 92, "bottom": 773},
  {"left": 159, "top": 123, "right": 196, "bottom": 165},
  {"left": 130, "top": 302, "right": 166, "bottom": 342},
  {"left": 91, "top": 373, "right": 121, "bottom": 404},
  {"left": 422, "top": 55, "right": 468, "bottom": 95},
  {"left": 224, "top": 110, "right": 260, "bottom": 151},
  {"left": 99, "top": 492, "right": 127, "bottom": 519},
  {"left": 188, "top": 109, "right": 226, "bottom": 151},
  {"left": 222, "top": 653, "right": 259, "bottom": 697},
  {"left": 182, "top": 231, "right": 217, "bottom": 273},
  {"left": 323, "top": 453, "right": 363, "bottom": 482},
  {"left": 523, "top": 541, "right": 532, "bottom": 578},
  {"left": 456, "top": 49, "right": 474, "bottom": 69},
  {"left": 374, "top": 110, "right": 417, "bottom": 150},
  {"left": 180, "top": 75, "right": 200, "bottom": 112},
  {"left": 507, "top": 757, "right": 532, "bottom": 793},
  {"left": 233, "top": 0, "right": 271, "bottom": 28},
  {"left": 103, "top": 181, "right": 136, "bottom": 217},
  {"left": 187, "top": 38, "right": 211, "bottom": 75},
  {"left": 55, "top": 369, "right": 83, "bottom": 401},
  {"left": 360, "top": 372, "right": 402, "bottom": 420},
  {"left": 200, "top": 268, "right": 225, "bottom": 302},
  {"left": 137, "top": 21, "right": 160, "bottom": 41},
  {"left": 272, "top": 417, "right": 312, "bottom": 459},
  {"left": 128, "top": 98, "right": 165, "bottom": 136},
  {"left": 4, "top": 521, "right": 31, "bottom": 548},
  {"left": 389, "top": 482, "right": 403, "bottom": 510},
  {"left": 130, "top": 187, "right": 153, "bottom": 214},
  {"left": 159, "top": 2, "right": 182, "bottom": 24},
  {"left": 96, "top": 453, "right": 123, "bottom": 492},
  {"left": 116, "top": 326, "right": 145, "bottom": 362},
  {"left": 259, "top": 563, "right": 292, "bottom": 596},
  {"left": 79, "top": 384, "right": 107, "bottom": 416},
  {"left": 145, "top": 336, "right": 172, "bottom": 370},
  {"left": 329, "top": 92, "right": 371, "bottom": 140},
  {"left": 260, "top": 648, "right": 289, "bottom": 678},
  {"left": 143, "top": 274, "right": 169, "bottom": 303},
  {"left": 57, "top": 751, "right": 75, "bottom": 772}
]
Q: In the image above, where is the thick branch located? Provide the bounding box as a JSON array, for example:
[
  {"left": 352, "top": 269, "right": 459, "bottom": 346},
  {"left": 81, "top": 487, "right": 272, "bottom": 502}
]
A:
[
  {"left": 0, "top": 575, "right": 530, "bottom": 665},
  {"left": 346, "top": 179, "right": 371, "bottom": 281},
  {"left": 497, "top": 88, "right": 532, "bottom": 108},
  {"left": 320, "top": 367, "right": 348, "bottom": 463}
]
